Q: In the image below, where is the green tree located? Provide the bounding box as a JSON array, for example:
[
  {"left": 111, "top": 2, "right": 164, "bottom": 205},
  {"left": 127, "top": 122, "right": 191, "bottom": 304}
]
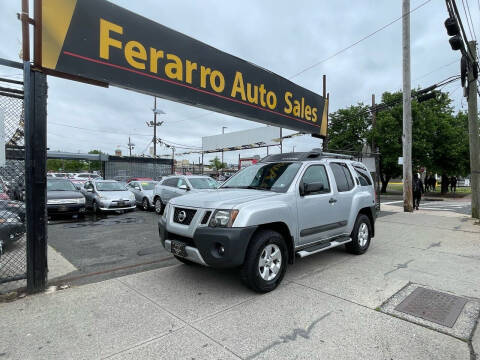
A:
[
  {"left": 209, "top": 156, "right": 226, "bottom": 171},
  {"left": 88, "top": 149, "right": 103, "bottom": 172},
  {"left": 327, "top": 104, "right": 371, "bottom": 153}
]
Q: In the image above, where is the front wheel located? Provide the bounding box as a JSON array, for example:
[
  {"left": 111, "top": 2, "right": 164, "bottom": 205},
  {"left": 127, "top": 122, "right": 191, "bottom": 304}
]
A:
[
  {"left": 346, "top": 214, "right": 371, "bottom": 255},
  {"left": 142, "top": 198, "right": 150, "bottom": 211},
  {"left": 240, "top": 230, "right": 287, "bottom": 293},
  {"left": 154, "top": 197, "right": 164, "bottom": 215}
]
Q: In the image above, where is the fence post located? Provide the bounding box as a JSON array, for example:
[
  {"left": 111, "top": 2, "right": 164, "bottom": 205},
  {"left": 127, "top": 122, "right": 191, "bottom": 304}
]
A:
[{"left": 24, "top": 62, "right": 48, "bottom": 293}]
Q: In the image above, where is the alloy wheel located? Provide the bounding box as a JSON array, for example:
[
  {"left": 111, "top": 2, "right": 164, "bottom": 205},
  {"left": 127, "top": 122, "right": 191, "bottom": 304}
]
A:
[{"left": 258, "top": 244, "right": 282, "bottom": 281}]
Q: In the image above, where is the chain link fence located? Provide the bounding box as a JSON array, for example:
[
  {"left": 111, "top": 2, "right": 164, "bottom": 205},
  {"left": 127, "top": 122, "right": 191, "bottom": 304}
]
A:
[{"left": 0, "top": 71, "right": 27, "bottom": 284}]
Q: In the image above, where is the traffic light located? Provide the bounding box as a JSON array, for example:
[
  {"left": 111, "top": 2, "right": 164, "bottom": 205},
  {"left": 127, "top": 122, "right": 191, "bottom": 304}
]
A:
[{"left": 444, "top": 17, "right": 463, "bottom": 51}]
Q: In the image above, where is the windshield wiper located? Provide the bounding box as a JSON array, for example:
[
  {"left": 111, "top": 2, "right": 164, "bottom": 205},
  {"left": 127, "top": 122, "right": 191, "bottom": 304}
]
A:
[{"left": 222, "top": 185, "right": 270, "bottom": 190}]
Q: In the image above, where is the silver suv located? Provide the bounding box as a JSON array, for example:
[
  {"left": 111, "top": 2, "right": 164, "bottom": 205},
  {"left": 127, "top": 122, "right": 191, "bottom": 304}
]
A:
[
  {"left": 152, "top": 175, "right": 219, "bottom": 214},
  {"left": 158, "top": 151, "right": 377, "bottom": 292}
]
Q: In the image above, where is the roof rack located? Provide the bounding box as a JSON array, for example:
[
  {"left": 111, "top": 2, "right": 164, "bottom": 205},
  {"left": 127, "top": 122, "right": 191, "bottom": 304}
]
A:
[{"left": 260, "top": 149, "right": 354, "bottom": 163}]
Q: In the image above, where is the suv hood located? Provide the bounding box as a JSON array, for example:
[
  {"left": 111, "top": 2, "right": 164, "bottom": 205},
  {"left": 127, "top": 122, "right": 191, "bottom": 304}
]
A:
[{"left": 169, "top": 189, "right": 278, "bottom": 209}]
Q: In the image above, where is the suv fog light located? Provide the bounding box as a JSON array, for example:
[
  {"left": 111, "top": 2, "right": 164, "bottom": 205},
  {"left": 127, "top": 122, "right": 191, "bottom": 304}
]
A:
[{"left": 218, "top": 245, "right": 225, "bottom": 256}]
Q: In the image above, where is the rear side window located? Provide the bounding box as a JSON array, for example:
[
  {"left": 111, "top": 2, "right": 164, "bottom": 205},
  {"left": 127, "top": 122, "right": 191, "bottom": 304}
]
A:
[
  {"left": 330, "top": 163, "right": 355, "bottom": 192},
  {"left": 354, "top": 166, "right": 372, "bottom": 186},
  {"left": 162, "top": 178, "right": 178, "bottom": 187}
]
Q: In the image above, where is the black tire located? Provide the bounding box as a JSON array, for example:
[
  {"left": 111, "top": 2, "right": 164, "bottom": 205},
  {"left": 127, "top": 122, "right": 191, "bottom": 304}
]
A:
[
  {"left": 346, "top": 214, "right": 371, "bottom": 255},
  {"left": 154, "top": 197, "right": 164, "bottom": 215},
  {"left": 92, "top": 200, "right": 99, "bottom": 214},
  {"left": 174, "top": 255, "right": 198, "bottom": 265},
  {"left": 240, "top": 230, "right": 288, "bottom": 293},
  {"left": 142, "top": 198, "right": 150, "bottom": 211}
]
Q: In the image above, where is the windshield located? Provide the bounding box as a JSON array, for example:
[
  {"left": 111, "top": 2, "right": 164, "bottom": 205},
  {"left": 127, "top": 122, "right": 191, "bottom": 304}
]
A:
[
  {"left": 140, "top": 182, "right": 156, "bottom": 190},
  {"left": 47, "top": 179, "right": 76, "bottom": 191},
  {"left": 221, "top": 162, "right": 301, "bottom": 192},
  {"left": 96, "top": 182, "right": 126, "bottom": 191},
  {"left": 188, "top": 177, "right": 218, "bottom": 189},
  {"left": 54, "top": 173, "right": 67, "bottom": 178}
]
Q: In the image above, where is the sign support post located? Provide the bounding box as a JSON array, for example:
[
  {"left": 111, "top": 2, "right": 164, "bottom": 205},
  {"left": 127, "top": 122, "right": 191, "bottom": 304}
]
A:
[{"left": 24, "top": 61, "right": 48, "bottom": 293}]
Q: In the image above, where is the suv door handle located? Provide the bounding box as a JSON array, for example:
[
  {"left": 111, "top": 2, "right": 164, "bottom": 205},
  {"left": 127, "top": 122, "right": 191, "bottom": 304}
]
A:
[{"left": 329, "top": 198, "right": 337, "bottom": 204}]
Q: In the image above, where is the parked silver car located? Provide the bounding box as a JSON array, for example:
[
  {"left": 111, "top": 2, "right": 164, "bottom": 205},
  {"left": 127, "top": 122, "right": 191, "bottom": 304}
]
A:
[
  {"left": 81, "top": 180, "right": 136, "bottom": 213},
  {"left": 152, "top": 175, "right": 219, "bottom": 214},
  {"left": 127, "top": 181, "right": 158, "bottom": 210}
]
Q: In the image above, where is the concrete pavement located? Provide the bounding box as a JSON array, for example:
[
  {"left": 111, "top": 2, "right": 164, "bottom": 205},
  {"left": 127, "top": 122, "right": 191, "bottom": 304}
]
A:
[{"left": 0, "top": 201, "right": 479, "bottom": 359}]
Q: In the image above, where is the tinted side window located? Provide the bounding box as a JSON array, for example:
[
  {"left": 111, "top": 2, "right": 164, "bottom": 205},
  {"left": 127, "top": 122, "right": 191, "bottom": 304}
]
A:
[
  {"left": 301, "top": 165, "right": 330, "bottom": 194},
  {"left": 163, "top": 178, "right": 178, "bottom": 187},
  {"left": 354, "top": 166, "right": 372, "bottom": 186},
  {"left": 330, "top": 163, "right": 354, "bottom": 192}
]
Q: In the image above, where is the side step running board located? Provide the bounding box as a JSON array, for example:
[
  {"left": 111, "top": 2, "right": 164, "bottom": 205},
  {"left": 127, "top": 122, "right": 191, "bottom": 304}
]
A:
[{"left": 296, "top": 237, "right": 352, "bottom": 258}]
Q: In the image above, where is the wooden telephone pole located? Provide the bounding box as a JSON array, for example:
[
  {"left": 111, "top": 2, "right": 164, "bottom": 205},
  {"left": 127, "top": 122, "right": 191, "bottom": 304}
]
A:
[{"left": 467, "top": 41, "right": 479, "bottom": 218}]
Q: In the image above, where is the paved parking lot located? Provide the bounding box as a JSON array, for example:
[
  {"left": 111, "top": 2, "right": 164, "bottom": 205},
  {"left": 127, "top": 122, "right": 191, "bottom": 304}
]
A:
[{"left": 47, "top": 209, "right": 178, "bottom": 286}]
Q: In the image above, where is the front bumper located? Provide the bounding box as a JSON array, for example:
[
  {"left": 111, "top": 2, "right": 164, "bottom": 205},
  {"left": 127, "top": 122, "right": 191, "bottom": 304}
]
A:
[
  {"left": 158, "top": 216, "right": 257, "bottom": 268},
  {"left": 0, "top": 223, "right": 26, "bottom": 244},
  {"left": 47, "top": 203, "right": 86, "bottom": 215},
  {"left": 98, "top": 199, "right": 136, "bottom": 211}
]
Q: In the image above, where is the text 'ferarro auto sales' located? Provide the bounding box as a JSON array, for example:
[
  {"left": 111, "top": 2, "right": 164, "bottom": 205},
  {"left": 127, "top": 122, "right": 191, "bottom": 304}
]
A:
[{"left": 100, "top": 19, "right": 319, "bottom": 123}]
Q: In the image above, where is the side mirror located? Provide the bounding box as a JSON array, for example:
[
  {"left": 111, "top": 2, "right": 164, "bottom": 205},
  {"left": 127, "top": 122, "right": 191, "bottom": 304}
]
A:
[
  {"left": 303, "top": 182, "right": 324, "bottom": 195},
  {"left": 179, "top": 184, "right": 188, "bottom": 190}
]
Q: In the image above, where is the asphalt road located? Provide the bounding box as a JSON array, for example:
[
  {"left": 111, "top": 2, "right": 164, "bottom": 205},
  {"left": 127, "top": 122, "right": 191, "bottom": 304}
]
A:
[{"left": 48, "top": 209, "right": 178, "bottom": 286}]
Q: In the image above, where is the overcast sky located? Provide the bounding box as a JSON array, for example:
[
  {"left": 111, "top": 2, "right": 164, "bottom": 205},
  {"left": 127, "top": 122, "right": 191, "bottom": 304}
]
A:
[{"left": 0, "top": 0, "right": 478, "bottom": 165}]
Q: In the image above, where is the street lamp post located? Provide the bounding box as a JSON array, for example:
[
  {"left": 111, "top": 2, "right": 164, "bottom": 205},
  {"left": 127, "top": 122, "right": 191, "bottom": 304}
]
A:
[{"left": 221, "top": 126, "right": 227, "bottom": 176}]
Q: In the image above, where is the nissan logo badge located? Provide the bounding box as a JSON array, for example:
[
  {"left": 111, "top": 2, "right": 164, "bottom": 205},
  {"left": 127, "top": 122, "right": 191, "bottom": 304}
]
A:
[{"left": 178, "top": 210, "right": 187, "bottom": 222}]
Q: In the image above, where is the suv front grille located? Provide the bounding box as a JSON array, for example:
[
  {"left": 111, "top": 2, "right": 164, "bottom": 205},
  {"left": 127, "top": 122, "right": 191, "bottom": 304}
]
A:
[
  {"left": 201, "top": 211, "right": 212, "bottom": 224},
  {"left": 173, "top": 207, "right": 196, "bottom": 225}
]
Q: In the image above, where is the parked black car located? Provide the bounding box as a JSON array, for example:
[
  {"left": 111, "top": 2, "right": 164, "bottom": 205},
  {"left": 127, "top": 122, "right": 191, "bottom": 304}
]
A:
[
  {"left": 0, "top": 200, "right": 25, "bottom": 222},
  {"left": 0, "top": 209, "right": 25, "bottom": 259},
  {"left": 47, "top": 178, "right": 86, "bottom": 217}
]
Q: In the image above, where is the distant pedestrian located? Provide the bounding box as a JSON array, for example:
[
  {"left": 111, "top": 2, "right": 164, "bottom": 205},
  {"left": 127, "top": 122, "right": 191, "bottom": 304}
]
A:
[
  {"left": 413, "top": 173, "right": 424, "bottom": 210},
  {"left": 450, "top": 176, "right": 457, "bottom": 193},
  {"left": 431, "top": 176, "right": 437, "bottom": 192}
]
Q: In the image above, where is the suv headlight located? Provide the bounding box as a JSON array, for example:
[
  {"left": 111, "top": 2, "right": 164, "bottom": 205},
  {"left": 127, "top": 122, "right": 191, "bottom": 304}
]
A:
[
  {"left": 77, "top": 197, "right": 85, "bottom": 204},
  {"left": 209, "top": 209, "right": 239, "bottom": 227}
]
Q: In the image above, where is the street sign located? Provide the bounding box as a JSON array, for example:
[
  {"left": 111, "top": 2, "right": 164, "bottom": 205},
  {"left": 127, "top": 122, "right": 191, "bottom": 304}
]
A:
[
  {"left": 39, "top": 0, "right": 327, "bottom": 135},
  {"left": 398, "top": 157, "right": 403, "bottom": 165}
]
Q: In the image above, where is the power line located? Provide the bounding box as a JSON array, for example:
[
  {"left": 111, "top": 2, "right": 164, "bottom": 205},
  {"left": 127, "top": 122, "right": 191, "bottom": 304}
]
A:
[
  {"left": 461, "top": 0, "right": 475, "bottom": 40},
  {"left": 289, "top": 0, "right": 432, "bottom": 79},
  {"left": 49, "top": 121, "right": 153, "bottom": 137},
  {"left": 412, "top": 59, "right": 459, "bottom": 82}
]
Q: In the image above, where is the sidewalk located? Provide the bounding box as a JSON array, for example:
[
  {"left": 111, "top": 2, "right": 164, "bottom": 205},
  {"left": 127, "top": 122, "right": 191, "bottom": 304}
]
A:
[{"left": 0, "top": 204, "right": 479, "bottom": 359}]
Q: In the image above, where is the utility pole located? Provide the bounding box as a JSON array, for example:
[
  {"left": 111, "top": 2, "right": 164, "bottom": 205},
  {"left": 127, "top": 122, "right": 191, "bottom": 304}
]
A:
[
  {"left": 279, "top": 128, "right": 283, "bottom": 153},
  {"left": 127, "top": 136, "right": 135, "bottom": 157},
  {"left": 171, "top": 147, "right": 175, "bottom": 174},
  {"left": 147, "top": 97, "right": 164, "bottom": 158},
  {"left": 371, "top": 94, "right": 376, "bottom": 152},
  {"left": 221, "top": 126, "right": 227, "bottom": 175},
  {"left": 467, "top": 41, "right": 479, "bottom": 218},
  {"left": 402, "top": 0, "right": 413, "bottom": 212},
  {"left": 322, "top": 75, "right": 328, "bottom": 151}
]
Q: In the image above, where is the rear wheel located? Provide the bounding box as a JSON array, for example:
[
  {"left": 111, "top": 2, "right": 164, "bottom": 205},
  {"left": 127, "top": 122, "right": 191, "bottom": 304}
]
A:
[
  {"left": 240, "top": 230, "right": 287, "bottom": 293},
  {"left": 142, "top": 198, "right": 150, "bottom": 211},
  {"left": 346, "top": 214, "right": 371, "bottom": 255},
  {"left": 154, "top": 197, "right": 164, "bottom": 215}
]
